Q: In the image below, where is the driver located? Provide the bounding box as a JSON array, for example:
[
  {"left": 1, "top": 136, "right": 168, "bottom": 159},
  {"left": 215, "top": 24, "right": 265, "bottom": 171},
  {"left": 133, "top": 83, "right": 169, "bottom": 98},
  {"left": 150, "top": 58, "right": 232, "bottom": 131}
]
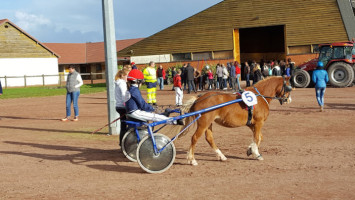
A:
[{"left": 125, "top": 69, "right": 184, "bottom": 125}]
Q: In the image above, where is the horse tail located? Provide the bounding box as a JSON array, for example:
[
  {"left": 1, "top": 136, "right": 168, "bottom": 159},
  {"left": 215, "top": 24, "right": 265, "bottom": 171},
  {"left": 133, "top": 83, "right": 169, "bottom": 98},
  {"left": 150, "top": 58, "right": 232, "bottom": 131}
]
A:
[{"left": 176, "top": 96, "right": 198, "bottom": 138}]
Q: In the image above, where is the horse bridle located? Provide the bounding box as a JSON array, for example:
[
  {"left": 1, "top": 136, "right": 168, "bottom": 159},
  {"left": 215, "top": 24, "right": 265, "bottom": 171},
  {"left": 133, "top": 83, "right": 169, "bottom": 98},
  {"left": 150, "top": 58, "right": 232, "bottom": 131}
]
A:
[
  {"left": 276, "top": 76, "right": 293, "bottom": 105},
  {"left": 254, "top": 76, "right": 292, "bottom": 105}
]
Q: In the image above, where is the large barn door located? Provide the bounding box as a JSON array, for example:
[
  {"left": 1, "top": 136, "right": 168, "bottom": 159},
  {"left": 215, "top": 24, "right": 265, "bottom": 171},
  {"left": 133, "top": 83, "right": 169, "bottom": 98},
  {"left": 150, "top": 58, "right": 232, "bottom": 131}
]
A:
[{"left": 233, "top": 29, "right": 240, "bottom": 63}]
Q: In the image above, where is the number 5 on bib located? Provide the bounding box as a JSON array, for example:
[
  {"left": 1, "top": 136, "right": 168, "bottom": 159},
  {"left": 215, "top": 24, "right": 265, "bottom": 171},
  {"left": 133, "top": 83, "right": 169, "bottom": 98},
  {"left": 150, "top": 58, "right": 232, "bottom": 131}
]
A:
[{"left": 242, "top": 91, "right": 258, "bottom": 107}]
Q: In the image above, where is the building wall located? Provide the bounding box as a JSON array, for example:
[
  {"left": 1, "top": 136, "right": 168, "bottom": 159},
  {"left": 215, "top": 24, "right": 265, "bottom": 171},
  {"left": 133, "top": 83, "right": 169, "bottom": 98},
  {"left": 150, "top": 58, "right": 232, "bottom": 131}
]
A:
[
  {"left": 0, "top": 58, "right": 59, "bottom": 87},
  {"left": 0, "top": 22, "right": 56, "bottom": 58},
  {"left": 118, "top": 0, "right": 348, "bottom": 66}
]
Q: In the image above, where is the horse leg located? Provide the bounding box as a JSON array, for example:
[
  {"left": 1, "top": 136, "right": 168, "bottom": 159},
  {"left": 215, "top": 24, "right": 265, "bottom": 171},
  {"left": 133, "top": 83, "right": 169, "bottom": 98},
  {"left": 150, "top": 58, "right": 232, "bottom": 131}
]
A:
[
  {"left": 205, "top": 125, "right": 227, "bottom": 161},
  {"left": 247, "top": 123, "right": 264, "bottom": 160},
  {"left": 187, "top": 126, "right": 206, "bottom": 166}
]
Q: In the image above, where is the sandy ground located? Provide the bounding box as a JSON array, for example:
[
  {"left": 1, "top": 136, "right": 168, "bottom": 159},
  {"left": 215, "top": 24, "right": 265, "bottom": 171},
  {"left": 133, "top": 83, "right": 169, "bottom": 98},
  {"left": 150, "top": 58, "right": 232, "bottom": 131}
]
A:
[{"left": 0, "top": 83, "right": 355, "bottom": 199}]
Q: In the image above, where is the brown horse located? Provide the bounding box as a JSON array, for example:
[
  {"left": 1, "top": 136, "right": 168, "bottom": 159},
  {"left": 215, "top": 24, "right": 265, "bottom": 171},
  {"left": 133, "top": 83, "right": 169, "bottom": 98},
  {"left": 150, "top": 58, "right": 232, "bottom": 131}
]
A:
[{"left": 180, "top": 76, "right": 292, "bottom": 166}]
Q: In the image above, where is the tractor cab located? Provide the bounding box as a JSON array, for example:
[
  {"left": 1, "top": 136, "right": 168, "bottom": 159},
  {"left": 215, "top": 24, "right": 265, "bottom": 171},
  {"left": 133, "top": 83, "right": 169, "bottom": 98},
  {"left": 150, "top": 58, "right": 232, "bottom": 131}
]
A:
[{"left": 318, "top": 42, "right": 354, "bottom": 67}]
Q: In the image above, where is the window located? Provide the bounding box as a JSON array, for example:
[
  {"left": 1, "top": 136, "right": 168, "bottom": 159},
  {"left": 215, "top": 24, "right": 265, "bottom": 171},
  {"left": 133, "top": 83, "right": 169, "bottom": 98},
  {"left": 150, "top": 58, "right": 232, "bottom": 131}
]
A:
[
  {"left": 192, "top": 52, "right": 212, "bottom": 60},
  {"left": 172, "top": 53, "right": 191, "bottom": 61}
]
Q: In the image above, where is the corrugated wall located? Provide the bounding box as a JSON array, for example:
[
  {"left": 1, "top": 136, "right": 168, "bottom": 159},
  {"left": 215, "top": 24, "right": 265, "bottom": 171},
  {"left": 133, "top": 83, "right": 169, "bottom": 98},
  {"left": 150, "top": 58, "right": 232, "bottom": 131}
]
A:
[
  {"left": 0, "top": 22, "right": 56, "bottom": 58},
  {"left": 118, "top": 0, "right": 348, "bottom": 57}
]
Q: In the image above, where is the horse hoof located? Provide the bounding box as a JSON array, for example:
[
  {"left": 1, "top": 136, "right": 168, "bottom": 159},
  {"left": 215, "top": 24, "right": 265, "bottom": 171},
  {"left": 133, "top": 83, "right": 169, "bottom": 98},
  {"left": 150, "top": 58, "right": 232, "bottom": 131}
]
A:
[
  {"left": 246, "top": 148, "right": 252, "bottom": 157},
  {"left": 218, "top": 156, "right": 227, "bottom": 161},
  {"left": 256, "top": 155, "right": 264, "bottom": 160},
  {"left": 188, "top": 159, "right": 198, "bottom": 166}
]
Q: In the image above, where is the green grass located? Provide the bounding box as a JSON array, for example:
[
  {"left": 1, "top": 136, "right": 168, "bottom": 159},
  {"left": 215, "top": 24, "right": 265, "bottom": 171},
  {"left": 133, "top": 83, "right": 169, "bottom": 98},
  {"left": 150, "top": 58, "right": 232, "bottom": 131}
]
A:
[{"left": 0, "top": 83, "right": 108, "bottom": 99}]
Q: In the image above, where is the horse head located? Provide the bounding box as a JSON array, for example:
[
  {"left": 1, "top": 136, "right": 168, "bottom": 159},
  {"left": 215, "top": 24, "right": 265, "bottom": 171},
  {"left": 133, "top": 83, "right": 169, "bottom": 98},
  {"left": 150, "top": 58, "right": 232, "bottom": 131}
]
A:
[{"left": 276, "top": 76, "right": 292, "bottom": 105}]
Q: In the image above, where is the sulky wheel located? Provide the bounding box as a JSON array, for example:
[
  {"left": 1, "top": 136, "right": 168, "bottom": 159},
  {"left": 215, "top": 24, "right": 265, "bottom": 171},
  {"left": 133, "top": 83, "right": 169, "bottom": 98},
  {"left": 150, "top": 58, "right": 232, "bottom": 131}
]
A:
[
  {"left": 121, "top": 128, "right": 148, "bottom": 162},
  {"left": 136, "top": 133, "right": 176, "bottom": 174}
]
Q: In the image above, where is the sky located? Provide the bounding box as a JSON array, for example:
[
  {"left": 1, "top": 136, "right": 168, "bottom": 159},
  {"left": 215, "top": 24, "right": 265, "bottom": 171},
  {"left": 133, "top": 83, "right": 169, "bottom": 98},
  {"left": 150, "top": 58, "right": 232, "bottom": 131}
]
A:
[{"left": 1, "top": 0, "right": 223, "bottom": 43}]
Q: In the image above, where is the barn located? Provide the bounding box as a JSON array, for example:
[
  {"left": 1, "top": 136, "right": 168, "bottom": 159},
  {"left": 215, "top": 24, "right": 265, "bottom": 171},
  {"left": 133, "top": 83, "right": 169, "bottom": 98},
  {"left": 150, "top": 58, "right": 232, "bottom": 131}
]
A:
[
  {"left": 0, "top": 19, "right": 60, "bottom": 87},
  {"left": 118, "top": 0, "right": 355, "bottom": 69}
]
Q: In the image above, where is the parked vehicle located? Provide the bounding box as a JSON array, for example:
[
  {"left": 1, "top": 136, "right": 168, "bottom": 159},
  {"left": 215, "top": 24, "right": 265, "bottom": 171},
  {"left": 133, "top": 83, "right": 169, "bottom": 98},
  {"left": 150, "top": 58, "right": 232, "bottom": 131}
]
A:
[{"left": 293, "top": 41, "right": 355, "bottom": 88}]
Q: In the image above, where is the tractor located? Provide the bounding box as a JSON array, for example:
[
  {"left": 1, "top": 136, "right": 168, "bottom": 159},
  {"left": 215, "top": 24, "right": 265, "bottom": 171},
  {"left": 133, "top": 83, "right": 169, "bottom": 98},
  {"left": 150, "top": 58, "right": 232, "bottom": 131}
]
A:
[{"left": 293, "top": 41, "right": 355, "bottom": 88}]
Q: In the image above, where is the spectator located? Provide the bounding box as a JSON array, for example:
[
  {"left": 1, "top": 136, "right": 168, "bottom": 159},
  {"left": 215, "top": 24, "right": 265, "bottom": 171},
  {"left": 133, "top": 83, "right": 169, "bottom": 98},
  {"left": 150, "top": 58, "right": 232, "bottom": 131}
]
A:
[
  {"left": 312, "top": 61, "right": 329, "bottom": 112},
  {"left": 126, "top": 69, "right": 183, "bottom": 125},
  {"left": 171, "top": 67, "right": 177, "bottom": 91},
  {"left": 230, "top": 62, "right": 236, "bottom": 91},
  {"left": 181, "top": 64, "right": 188, "bottom": 91},
  {"left": 253, "top": 64, "right": 263, "bottom": 84},
  {"left": 131, "top": 62, "right": 138, "bottom": 70},
  {"left": 234, "top": 61, "right": 242, "bottom": 91},
  {"left": 216, "top": 64, "right": 223, "bottom": 89},
  {"left": 156, "top": 65, "right": 166, "bottom": 90},
  {"left": 272, "top": 61, "right": 282, "bottom": 76},
  {"left": 61, "top": 65, "right": 83, "bottom": 122},
  {"left": 143, "top": 61, "right": 157, "bottom": 105},
  {"left": 173, "top": 69, "right": 183, "bottom": 106},
  {"left": 194, "top": 68, "right": 202, "bottom": 91},
  {"left": 287, "top": 58, "right": 296, "bottom": 88},
  {"left": 250, "top": 60, "right": 257, "bottom": 85},
  {"left": 207, "top": 66, "right": 214, "bottom": 90},
  {"left": 186, "top": 63, "right": 196, "bottom": 94},
  {"left": 114, "top": 69, "right": 130, "bottom": 145},
  {"left": 280, "top": 60, "right": 286, "bottom": 75},
  {"left": 262, "top": 62, "right": 269, "bottom": 78},
  {"left": 222, "top": 64, "right": 229, "bottom": 90},
  {"left": 244, "top": 62, "right": 251, "bottom": 87}
]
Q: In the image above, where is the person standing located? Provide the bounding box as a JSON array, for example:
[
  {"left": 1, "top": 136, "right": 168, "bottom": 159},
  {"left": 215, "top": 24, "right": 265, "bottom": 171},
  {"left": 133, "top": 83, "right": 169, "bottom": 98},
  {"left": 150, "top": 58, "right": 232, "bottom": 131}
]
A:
[
  {"left": 143, "top": 61, "right": 157, "bottom": 105},
  {"left": 173, "top": 69, "right": 183, "bottom": 106},
  {"left": 156, "top": 65, "right": 166, "bottom": 90},
  {"left": 234, "top": 61, "right": 242, "bottom": 91},
  {"left": 186, "top": 63, "right": 196, "bottom": 93},
  {"left": 287, "top": 58, "right": 296, "bottom": 88},
  {"left": 216, "top": 64, "right": 223, "bottom": 89},
  {"left": 312, "top": 61, "right": 329, "bottom": 112},
  {"left": 61, "top": 65, "right": 83, "bottom": 122},
  {"left": 114, "top": 69, "right": 129, "bottom": 145},
  {"left": 171, "top": 67, "right": 177, "bottom": 91},
  {"left": 207, "top": 67, "right": 214, "bottom": 90},
  {"left": 244, "top": 62, "right": 251, "bottom": 87},
  {"left": 222, "top": 64, "right": 229, "bottom": 90},
  {"left": 230, "top": 62, "right": 236, "bottom": 91},
  {"left": 253, "top": 64, "right": 263, "bottom": 84},
  {"left": 181, "top": 63, "right": 188, "bottom": 91}
]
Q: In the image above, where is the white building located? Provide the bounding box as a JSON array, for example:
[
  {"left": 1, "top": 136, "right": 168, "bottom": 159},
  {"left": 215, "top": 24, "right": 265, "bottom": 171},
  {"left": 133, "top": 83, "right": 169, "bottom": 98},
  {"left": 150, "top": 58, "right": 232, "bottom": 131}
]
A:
[{"left": 0, "top": 19, "right": 59, "bottom": 87}]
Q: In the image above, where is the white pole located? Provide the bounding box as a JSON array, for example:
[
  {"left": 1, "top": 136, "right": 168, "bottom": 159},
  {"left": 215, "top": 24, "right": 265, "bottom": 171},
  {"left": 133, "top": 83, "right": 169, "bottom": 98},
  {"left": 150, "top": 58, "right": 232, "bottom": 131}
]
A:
[{"left": 102, "top": 0, "right": 119, "bottom": 135}]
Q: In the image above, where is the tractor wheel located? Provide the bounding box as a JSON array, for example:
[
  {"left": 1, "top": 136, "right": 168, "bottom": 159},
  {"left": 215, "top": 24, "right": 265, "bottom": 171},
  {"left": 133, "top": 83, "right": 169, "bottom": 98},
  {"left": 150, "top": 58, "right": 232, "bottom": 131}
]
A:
[
  {"left": 327, "top": 62, "right": 354, "bottom": 87},
  {"left": 292, "top": 69, "right": 311, "bottom": 88}
]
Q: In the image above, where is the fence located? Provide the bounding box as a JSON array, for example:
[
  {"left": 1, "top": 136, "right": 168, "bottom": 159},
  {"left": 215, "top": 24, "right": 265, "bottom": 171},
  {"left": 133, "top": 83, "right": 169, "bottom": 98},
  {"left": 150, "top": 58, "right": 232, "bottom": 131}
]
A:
[{"left": 0, "top": 72, "right": 106, "bottom": 88}]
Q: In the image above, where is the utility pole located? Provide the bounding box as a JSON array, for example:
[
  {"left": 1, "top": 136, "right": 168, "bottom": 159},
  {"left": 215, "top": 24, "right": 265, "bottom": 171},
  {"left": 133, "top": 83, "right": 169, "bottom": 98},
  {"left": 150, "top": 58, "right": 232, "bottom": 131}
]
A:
[{"left": 102, "top": 0, "right": 119, "bottom": 135}]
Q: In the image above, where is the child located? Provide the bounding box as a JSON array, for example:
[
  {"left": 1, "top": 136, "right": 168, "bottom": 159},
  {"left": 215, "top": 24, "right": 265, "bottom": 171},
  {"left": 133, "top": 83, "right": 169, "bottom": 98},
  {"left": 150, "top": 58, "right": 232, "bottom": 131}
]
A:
[
  {"left": 125, "top": 69, "right": 183, "bottom": 125},
  {"left": 173, "top": 69, "right": 183, "bottom": 106}
]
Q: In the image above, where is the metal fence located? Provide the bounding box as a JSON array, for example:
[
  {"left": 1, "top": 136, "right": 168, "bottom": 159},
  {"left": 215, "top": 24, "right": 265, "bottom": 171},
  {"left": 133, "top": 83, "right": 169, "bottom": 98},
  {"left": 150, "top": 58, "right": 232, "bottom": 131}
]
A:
[{"left": 0, "top": 72, "right": 106, "bottom": 88}]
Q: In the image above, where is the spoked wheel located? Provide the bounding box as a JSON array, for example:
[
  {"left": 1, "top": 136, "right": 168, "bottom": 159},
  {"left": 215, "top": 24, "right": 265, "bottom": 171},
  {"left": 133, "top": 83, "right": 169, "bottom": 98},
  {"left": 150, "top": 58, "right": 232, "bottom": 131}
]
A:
[
  {"left": 121, "top": 128, "right": 148, "bottom": 162},
  {"left": 136, "top": 133, "right": 176, "bottom": 174}
]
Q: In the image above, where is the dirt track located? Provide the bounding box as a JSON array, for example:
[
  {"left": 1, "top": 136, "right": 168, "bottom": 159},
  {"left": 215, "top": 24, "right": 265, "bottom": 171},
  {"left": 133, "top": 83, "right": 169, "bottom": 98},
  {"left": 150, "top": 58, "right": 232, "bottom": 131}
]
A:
[{"left": 1, "top": 84, "right": 355, "bottom": 199}]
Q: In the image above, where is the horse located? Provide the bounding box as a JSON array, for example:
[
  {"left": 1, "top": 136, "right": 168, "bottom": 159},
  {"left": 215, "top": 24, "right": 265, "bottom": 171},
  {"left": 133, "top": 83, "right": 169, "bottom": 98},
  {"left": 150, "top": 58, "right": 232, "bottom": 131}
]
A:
[{"left": 179, "top": 76, "right": 292, "bottom": 166}]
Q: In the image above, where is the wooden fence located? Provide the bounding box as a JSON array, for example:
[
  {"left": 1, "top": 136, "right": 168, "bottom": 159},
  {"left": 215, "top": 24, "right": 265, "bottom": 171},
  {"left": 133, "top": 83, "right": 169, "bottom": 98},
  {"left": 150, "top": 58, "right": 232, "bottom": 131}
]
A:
[{"left": 0, "top": 72, "right": 105, "bottom": 88}]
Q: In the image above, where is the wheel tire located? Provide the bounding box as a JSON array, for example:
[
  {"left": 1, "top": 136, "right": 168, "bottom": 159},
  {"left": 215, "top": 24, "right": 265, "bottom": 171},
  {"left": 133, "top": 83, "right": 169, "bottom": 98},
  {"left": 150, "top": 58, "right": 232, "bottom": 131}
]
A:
[
  {"left": 136, "top": 133, "right": 176, "bottom": 174},
  {"left": 121, "top": 128, "right": 148, "bottom": 162},
  {"left": 327, "top": 62, "right": 354, "bottom": 87},
  {"left": 292, "top": 69, "right": 311, "bottom": 88}
]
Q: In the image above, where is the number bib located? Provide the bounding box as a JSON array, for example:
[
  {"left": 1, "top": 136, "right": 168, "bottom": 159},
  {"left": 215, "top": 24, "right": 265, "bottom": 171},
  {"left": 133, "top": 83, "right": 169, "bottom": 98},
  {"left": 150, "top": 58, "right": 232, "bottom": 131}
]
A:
[{"left": 241, "top": 91, "right": 258, "bottom": 107}]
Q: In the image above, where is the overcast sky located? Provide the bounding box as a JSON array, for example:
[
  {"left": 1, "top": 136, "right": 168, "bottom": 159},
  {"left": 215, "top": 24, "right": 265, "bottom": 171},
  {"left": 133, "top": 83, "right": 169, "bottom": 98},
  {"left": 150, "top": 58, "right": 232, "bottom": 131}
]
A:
[{"left": 1, "top": 0, "right": 223, "bottom": 43}]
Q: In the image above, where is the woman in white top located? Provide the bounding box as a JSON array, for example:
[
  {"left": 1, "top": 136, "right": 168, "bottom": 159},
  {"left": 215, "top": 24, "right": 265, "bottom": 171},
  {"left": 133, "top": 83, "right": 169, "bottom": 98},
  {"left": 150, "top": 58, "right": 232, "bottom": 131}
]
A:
[{"left": 115, "top": 69, "right": 130, "bottom": 145}]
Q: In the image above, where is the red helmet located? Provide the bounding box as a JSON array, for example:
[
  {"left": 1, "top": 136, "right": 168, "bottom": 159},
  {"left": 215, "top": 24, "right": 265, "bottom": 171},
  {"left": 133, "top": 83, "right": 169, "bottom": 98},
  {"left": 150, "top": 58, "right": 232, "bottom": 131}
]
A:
[{"left": 127, "top": 69, "right": 144, "bottom": 81}]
